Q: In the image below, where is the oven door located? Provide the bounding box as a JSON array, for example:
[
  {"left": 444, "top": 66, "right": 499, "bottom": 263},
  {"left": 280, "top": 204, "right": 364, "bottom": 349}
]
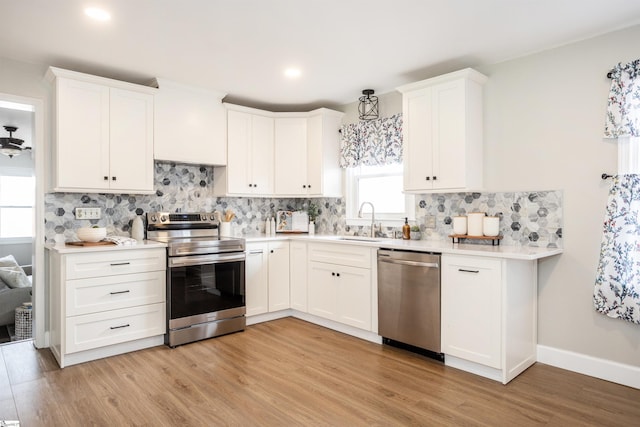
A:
[{"left": 167, "top": 252, "right": 245, "bottom": 330}]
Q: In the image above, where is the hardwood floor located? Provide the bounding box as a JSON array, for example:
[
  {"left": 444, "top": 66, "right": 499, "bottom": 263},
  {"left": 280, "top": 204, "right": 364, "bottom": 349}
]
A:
[{"left": 0, "top": 317, "right": 638, "bottom": 426}]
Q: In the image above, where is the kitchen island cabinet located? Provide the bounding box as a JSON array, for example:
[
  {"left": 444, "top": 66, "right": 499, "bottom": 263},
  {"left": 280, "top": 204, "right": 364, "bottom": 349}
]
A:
[{"left": 46, "top": 67, "right": 155, "bottom": 194}]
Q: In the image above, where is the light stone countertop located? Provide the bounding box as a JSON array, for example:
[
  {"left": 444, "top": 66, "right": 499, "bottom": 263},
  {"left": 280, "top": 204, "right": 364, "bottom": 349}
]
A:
[
  {"left": 45, "top": 240, "right": 167, "bottom": 254},
  {"left": 245, "top": 234, "right": 563, "bottom": 261}
]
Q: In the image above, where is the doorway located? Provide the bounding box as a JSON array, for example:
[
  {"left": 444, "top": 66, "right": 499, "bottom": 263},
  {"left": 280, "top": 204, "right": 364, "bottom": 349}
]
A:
[{"left": 0, "top": 92, "right": 45, "bottom": 348}]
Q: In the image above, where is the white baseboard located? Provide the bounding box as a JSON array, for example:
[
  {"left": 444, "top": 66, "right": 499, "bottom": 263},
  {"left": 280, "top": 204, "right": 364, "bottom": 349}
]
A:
[{"left": 537, "top": 345, "right": 640, "bottom": 389}]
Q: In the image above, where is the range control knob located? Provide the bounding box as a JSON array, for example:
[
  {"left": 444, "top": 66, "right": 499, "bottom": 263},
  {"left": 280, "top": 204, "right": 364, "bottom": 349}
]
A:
[
  {"left": 201, "top": 214, "right": 206, "bottom": 221},
  {"left": 210, "top": 215, "right": 215, "bottom": 220},
  {"left": 160, "top": 215, "right": 167, "bottom": 222},
  {"left": 150, "top": 215, "right": 157, "bottom": 222}
]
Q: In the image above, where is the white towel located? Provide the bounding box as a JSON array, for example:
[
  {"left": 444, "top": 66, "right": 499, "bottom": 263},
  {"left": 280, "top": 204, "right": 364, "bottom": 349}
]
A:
[{"left": 104, "top": 236, "right": 138, "bottom": 246}]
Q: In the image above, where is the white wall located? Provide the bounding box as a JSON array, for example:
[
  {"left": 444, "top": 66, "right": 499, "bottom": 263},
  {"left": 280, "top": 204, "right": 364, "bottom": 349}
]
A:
[{"left": 478, "top": 25, "right": 640, "bottom": 366}]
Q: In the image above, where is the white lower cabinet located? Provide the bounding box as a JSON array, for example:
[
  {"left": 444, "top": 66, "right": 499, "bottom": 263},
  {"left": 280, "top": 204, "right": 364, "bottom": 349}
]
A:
[
  {"left": 441, "top": 254, "right": 538, "bottom": 384},
  {"left": 245, "top": 241, "right": 290, "bottom": 316},
  {"left": 245, "top": 243, "right": 269, "bottom": 316},
  {"left": 47, "top": 247, "right": 167, "bottom": 368},
  {"left": 307, "top": 243, "right": 373, "bottom": 331},
  {"left": 289, "top": 241, "right": 308, "bottom": 312},
  {"left": 268, "top": 241, "right": 290, "bottom": 312}
]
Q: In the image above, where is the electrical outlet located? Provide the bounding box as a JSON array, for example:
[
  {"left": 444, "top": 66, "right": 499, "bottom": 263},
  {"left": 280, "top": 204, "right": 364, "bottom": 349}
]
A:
[
  {"left": 425, "top": 215, "right": 436, "bottom": 229},
  {"left": 76, "top": 207, "right": 101, "bottom": 220}
]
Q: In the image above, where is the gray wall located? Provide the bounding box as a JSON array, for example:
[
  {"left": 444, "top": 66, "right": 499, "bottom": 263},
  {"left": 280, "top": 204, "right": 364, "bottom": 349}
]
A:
[{"left": 339, "top": 25, "right": 640, "bottom": 367}]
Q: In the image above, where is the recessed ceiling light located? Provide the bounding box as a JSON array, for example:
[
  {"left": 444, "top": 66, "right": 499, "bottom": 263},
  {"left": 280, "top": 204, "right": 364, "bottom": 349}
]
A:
[
  {"left": 84, "top": 7, "right": 111, "bottom": 21},
  {"left": 284, "top": 68, "right": 301, "bottom": 78}
]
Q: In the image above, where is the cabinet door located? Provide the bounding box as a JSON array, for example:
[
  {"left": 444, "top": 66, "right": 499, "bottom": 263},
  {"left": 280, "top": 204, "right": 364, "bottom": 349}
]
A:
[
  {"left": 55, "top": 78, "right": 110, "bottom": 190},
  {"left": 403, "top": 87, "right": 434, "bottom": 191},
  {"left": 305, "top": 115, "right": 323, "bottom": 196},
  {"left": 336, "top": 265, "right": 372, "bottom": 330},
  {"left": 109, "top": 88, "right": 154, "bottom": 192},
  {"left": 226, "top": 110, "right": 253, "bottom": 194},
  {"left": 307, "top": 261, "right": 338, "bottom": 320},
  {"left": 274, "top": 118, "right": 308, "bottom": 195},
  {"left": 442, "top": 255, "right": 502, "bottom": 368},
  {"left": 268, "top": 241, "right": 290, "bottom": 312},
  {"left": 251, "top": 115, "right": 275, "bottom": 194},
  {"left": 431, "top": 80, "right": 466, "bottom": 190},
  {"left": 290, "top": 241, "right": 308, "bottom": 312},
  {"left": 245, "top": 243, "right": 268, "bottom": 316}
]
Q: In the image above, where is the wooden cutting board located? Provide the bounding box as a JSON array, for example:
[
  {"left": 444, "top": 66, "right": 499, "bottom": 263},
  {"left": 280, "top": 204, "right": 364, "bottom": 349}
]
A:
[{"left": 66, "top": 241, "right": 116, "bottom": 247}]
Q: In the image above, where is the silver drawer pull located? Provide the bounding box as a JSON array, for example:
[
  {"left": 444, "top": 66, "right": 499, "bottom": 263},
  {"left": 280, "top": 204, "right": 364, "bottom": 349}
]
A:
[
  {"left": 458, "top": 269, "right": 480, "bottom": 273},
  {"left": 110, "top": 290, "right": 131, "bottom": 295},
  {"left": 110, "top": 262, "right": 131, "bottom": 266},
  {"left": 110, "top": 324, "right": 130, "bottom": 330}
]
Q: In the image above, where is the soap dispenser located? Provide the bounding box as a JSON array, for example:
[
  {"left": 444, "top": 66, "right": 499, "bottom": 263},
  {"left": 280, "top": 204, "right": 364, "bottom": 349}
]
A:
[{"left": 402, "top": 217, "right": 410, "bottom": 240}]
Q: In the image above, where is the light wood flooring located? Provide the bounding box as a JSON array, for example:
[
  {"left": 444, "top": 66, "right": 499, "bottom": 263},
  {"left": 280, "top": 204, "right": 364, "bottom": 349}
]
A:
[{"left": 1, "top": 317, "right": 639, "bottom": 426}]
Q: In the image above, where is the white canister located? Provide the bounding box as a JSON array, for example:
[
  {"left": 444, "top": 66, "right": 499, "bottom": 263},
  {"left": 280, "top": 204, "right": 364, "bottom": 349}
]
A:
[
  {"left": 131, "top": 215, "right": 144, "bottom": 241},
  {"left": 308, "top": 221, "right": 315, "bottom": 236},
  {"left": 467, "top": 212, "right": 485, "bottom": 236},
  {"left": 452, "top": 216, "right": 467, "bottom": 235},
  {"left": 483, "top": 216, "right": 500, "bottom": 236},
  {"left": 220, "top": 221, "right": 231, "bottom": 237}
]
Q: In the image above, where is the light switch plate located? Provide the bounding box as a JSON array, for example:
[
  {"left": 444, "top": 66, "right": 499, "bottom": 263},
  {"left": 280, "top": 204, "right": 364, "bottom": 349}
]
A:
[{"left": 76, "top": 207, "right": 101, "bottom": 219}]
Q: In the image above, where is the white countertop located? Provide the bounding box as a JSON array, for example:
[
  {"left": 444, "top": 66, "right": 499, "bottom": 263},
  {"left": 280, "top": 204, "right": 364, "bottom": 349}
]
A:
[
  {"left": 45, "top": 240, "right": 167, "bottom": 254},
  {"left": 245, "top": 234, "right": 562, "bottom": 261},
  {"left": 45, "top": 234, "right": 562, "bottom": 260}
]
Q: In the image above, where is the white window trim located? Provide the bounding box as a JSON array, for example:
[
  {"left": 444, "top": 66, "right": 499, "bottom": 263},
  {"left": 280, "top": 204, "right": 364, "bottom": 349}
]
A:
[
  {"left": 344, "top": 167, "right": 414, "bottom": 227},
  {"left": 0, "top": 169, "right": 35, "bottom": 240}
]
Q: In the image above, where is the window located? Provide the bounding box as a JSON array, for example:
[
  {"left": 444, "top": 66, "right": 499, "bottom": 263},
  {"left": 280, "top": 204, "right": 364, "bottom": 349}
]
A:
[
  {"left": 345, "top": 163, "right": 414, "bottom": 224},
  {"left": 0, "top": 173, "right": 35, "bottom": 240}
]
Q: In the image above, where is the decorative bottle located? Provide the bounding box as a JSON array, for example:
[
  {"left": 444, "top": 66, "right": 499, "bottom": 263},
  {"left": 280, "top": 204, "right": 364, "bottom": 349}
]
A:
[
  {"left": 132, "top": 215, "right": 144, "bottom": 241},
  {"left": 402, "top": 217, "right": 410, "bottom": 240}
]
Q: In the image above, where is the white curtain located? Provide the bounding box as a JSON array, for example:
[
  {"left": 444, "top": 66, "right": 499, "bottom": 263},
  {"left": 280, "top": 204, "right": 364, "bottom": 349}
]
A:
[{"left": 595, "top": 59, "right": 640, "bottom": 324}]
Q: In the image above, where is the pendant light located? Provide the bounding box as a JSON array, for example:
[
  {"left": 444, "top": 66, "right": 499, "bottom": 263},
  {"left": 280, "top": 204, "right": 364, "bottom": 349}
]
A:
[
  {"left": 0, "top": 126, "right": 30, "bottom": 158},
  {"left": 358, "top": 89, "right": 379, "bottom": 121}
]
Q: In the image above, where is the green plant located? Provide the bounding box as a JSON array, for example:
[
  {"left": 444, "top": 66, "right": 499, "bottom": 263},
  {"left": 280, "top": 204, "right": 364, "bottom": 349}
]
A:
[
  {"left": 307, "top": 203, "right": 319, "bottom": 222},
  {"left": 410, "top": 225, "right": 420, "bottom": 232}
]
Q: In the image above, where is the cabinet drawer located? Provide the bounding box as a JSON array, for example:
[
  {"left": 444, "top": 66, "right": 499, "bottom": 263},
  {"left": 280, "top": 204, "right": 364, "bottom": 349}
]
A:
[
  {"left": 308, "top": 243, "right": 372, "bottom": 269},
  {"left": 65, "top": 248, "right": 166, "bottom": 280},
  {"left": 65, "top": 303, "right": 165, "bottom": 354},
  {"left": 66, "top": 271, "right": 166, "bottom": 316}
]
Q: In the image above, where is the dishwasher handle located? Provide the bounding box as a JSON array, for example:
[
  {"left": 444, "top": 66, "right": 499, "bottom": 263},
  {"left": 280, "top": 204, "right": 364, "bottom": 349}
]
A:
[{"left": 378, "top": 257, "right": 439, "bottom": 269}]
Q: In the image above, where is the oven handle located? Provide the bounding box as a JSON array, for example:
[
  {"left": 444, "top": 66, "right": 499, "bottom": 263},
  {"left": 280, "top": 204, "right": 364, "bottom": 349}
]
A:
[{"left": 169, "top": 252, "right": 245, "bottom": 268}]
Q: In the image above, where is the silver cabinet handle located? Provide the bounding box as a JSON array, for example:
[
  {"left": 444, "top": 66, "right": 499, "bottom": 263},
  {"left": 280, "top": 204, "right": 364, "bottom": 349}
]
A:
[
  {"left": 110, "top": 290, "right": 130, "bottom": 295},
  {"left": 379, "top": 257, "right": 439, "bottom": 268},
  {"left": 110, "top": 324, "right": 130, "bottom": 330},
  {"left": 248, "top": 250, "right": 263, "bottom": 255},
  {"left": 110, "top": 262, "right": 130, "bottom": 266},
  {"left": 458, "top": 269, "right": 480, "bottom": 273}
]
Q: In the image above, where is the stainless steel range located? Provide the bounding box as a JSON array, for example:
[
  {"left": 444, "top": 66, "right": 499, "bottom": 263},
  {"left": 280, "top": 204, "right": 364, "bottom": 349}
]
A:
[{"left": 146, "top": 212, "right": 246, "bottom": 347}]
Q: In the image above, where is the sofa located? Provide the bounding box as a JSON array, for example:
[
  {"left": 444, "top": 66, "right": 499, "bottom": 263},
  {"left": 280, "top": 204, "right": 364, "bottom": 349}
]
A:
[{"left": 0, "top": 255, "right": 32, "bottom": 327}]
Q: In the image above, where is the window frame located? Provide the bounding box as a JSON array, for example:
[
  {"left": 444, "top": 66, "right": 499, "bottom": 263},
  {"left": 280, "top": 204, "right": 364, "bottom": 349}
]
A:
[
  {"left": 0, "top": 167, "right": 35, "bottom": 243},
  {"left": 344, "top": 164, "right": 414, "bottom": 227}
]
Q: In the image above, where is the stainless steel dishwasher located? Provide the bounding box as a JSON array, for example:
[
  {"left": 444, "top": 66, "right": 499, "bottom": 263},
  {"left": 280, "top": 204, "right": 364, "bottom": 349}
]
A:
[{"left": 377, "top": 249, "right": 443, "bottom": 361}]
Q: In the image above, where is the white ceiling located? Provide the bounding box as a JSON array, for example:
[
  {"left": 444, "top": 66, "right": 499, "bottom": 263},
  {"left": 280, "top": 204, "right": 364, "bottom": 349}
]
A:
[{"left": 1, "top": 0, "right": 640, "bottom": 111}]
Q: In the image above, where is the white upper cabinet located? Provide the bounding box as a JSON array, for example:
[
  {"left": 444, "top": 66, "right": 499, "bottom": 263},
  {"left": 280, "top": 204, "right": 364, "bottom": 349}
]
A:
[
  {"left": 273, "top": 109, "right": 344, "bottom": 197},
  {"left": 274, "top": 117, "right": 308, "bottom": 195},
  {"left": 214, "top": 105, "right": 274, "bottom": 196},
  {"left": 152, "top": 78, "right": 227, "bottom": 166},
  {"left": 397, "top": 68, "right": 487, "bottom": 193},
  {"left": 46, "top": 67, "right": 155, "bottom": 194},
  {"left": 215, "top": 105, "right": 343, "bottom": 197}
]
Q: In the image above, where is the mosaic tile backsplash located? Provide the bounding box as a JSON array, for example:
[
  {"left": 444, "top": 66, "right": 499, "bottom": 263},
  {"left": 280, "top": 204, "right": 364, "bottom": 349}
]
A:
[{"left": 44, "top": 162, "right": 562, "bottom": 248}]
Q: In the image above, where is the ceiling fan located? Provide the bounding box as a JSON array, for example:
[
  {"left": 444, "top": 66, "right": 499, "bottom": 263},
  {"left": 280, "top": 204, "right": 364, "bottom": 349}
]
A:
[{"left": 0, "top": 125, "right": 31, "bottom": 158}]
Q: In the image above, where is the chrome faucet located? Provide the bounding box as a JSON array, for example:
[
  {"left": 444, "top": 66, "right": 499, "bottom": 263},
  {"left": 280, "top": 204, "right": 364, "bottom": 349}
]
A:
[{"left": 358, "top": 202, "right": 376, "bottom": 237}]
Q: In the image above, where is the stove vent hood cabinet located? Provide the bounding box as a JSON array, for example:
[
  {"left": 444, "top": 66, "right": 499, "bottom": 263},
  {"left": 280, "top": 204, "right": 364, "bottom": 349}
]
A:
[{"left": 151, "top": 78, "right": 227, "bottom": 166}]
